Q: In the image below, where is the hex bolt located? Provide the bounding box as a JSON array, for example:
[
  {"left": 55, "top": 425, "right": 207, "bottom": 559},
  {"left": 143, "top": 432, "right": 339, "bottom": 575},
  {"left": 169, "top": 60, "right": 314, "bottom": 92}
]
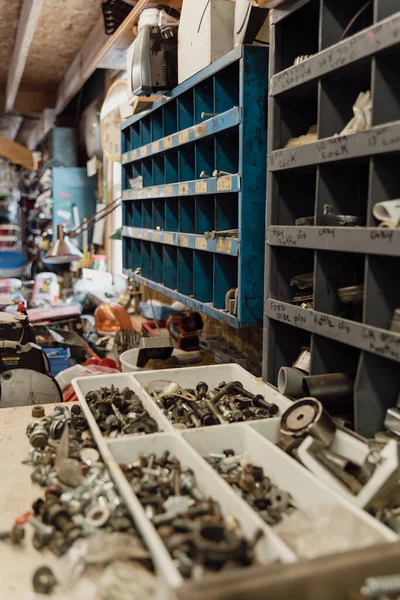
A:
[
  {"left": 61, "top": 405, "right": 71, "bottom": 420},
  {"left": 180, "top": 471, "right": 204, "bottom": 502},
  {"left": 233, "top": 385, "right": 279, "bottom": 416},
  {"left": 29, "top": 516, "right": 54, "bottom": 539}
]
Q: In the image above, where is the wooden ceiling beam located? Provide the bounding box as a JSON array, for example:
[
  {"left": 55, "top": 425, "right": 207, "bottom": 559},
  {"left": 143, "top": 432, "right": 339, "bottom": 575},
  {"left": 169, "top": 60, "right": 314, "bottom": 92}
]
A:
[
  {"left": 55, "top": 0, "right": 152, "bottom": 115},
  {"left": 5, "top": 0, "right": 45, "bottom": 113},
  {"left": 0, "top": 136, "right": 33, "bottom": 170}
]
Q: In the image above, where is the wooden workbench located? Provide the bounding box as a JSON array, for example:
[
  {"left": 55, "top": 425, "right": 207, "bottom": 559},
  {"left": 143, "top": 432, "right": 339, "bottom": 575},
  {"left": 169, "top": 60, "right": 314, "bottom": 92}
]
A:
[{"left": 0, "top": 404, "right": 64, "bottom": 598}]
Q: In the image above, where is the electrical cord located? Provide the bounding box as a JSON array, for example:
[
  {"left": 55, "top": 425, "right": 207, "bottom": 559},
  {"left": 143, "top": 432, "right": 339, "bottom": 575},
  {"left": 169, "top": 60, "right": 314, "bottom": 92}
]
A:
[
  {"left": 340, "top": 0, "right": 373, "bottom": 41},
  {"left": 197, "top": 0, "right": 211, "bottom": 33},
  {"left": 236, "top": 3, "right": 251, "bottom": 35}
]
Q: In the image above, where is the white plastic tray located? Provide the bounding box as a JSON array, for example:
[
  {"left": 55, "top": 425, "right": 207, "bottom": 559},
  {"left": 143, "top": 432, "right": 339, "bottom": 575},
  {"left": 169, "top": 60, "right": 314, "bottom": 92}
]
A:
[
  {"left": 249, "top": 418, "right": 370, "bottom": 465},
  {"left": 72, "top": 372, "right": 175, "bottom": 439},
  {"left": 106, "top": 432, "right": 297, "bottom": 588},
  {"left": 181, "top": 424, "right": 397, "bottom": 545},
  {"left": 131, "top": 364, "right": 291, "bottom": 429}
]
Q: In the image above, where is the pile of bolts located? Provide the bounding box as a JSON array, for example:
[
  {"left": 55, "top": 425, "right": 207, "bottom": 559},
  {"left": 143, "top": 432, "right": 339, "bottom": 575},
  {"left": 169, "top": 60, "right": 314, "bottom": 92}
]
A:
[
  {"left": 0, "top": 399, "right": 152, "bottom": 594},
  {"left": 206, "top": 451, "right": 295, "bottom": 526},
  {"left": 85, "top": 385, "right": 159, "bottom": 437},
  {"left": 147, "top": 380, "right": 280, "bottom": 428},
  {"left": 121, "top": 452, "right": 264, "bottom": 577}
]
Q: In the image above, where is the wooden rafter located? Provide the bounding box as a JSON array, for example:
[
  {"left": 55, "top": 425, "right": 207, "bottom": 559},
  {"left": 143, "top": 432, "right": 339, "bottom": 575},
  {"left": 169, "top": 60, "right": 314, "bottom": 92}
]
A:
[
  {"left": 0, "top": 136, "right": 33, "bottom": 170},
  {"left": 5, "top": 0, "right": 45, "bottom": 114},
  {"left": 55, "top": 0, "right": 152, "bottom": 115}
]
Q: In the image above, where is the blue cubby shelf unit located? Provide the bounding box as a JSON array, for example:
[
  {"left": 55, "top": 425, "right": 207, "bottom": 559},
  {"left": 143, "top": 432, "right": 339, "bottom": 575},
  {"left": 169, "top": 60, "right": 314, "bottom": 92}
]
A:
[{"left": 121, "top": 45, "right": 269, "bottom": 328}]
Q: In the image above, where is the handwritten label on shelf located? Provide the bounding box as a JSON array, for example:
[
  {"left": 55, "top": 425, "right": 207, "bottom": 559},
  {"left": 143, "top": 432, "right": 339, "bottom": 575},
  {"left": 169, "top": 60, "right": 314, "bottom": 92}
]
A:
[
  {"left": 164, "top": 185, "right": 173, "bottom": 196},
  {"left": 152, "top": 141, "right": 160, "bottom": 154},
  {"left": 179, "top": 129, "right": 189, "bottom": 144},
  {"left": 164, "top": 233, "right": 174, "bottom": 244},
  {"left": 132, "top": 228, "right": 142, "bottom": 239},
  {"left": 164, "top": 136, "right": 173, "bottom": 149},
  {"left": 122, "top": 153, "right": 129, "bottom": 163},
  {"left": 179, "top": 235, "right": 189, "bottom": 247},
  {"left": 195, "top": 123, "right": 207, "bottom": 138},
  {"left": 140, "top": 146, "right": 148, "bottom": 158},
  {"left": 141, "top": 189, "right": 147, "bottom": 198},
  {"left": 131, "top": 150, "right": 138, "bottom": 160},
  {"left": 152, "top": 231, "right": 161, "bottom": 242},
  {"left": 179, "top": 183, "right": 189, "bottom": 195},
  {"left": 195, "top": 180, "right": 207, "bottom": 194},
  {"left": 216, "top": 239, "right": 232, "bottom": 254},
  {"left": 269, "top": 228, "right": 307, "bottom": 247},
  {"left": 195, "top": 237, "right": 207, "bottom": 250},
  {"left": 217, "top": 176, "right": 232, "bottom": 192},
  {"left": 122, "top": 191, "right": 128, "bottom": 200},
  {"left": 152, "top": 187, "right": 159, "bottom": 197},
  {"left": 316, "top": 137, "right": 349, "bottom": 161}
]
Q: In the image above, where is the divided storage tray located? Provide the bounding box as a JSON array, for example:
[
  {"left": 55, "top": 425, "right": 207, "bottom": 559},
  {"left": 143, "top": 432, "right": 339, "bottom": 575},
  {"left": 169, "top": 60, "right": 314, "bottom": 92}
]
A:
[
  {"left": 120, "top": 45, "right": 269, "bottom": 327},
  {"left": 72, "top": 367, "right": 398, "bottom": 592},
  {"left": 263, "top": 1, "right": 400, "bottom": 436}
]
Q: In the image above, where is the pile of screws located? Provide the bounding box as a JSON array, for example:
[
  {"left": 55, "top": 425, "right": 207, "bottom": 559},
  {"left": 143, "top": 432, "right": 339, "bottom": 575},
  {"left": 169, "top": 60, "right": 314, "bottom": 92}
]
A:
[
  {"left": 121, "top": 452, "right": 263, "bottom": 577},
  {"left": 14, "top": 404, "right": 151, "bottom": 564},
  {"left": 85, "top": 385, "right": 159, "bottom": 437},
  {"left": 146, "top": 380, "right": 279, "bottom": 429},
  {"left": 206, "top": 451, "right": 295, "bottom": 526}
]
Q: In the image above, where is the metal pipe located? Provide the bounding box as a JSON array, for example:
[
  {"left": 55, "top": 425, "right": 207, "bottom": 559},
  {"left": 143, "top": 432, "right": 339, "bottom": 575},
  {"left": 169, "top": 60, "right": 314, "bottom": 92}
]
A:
[{"left": 302, "top": 373, "right": 354, "bottom": 408}]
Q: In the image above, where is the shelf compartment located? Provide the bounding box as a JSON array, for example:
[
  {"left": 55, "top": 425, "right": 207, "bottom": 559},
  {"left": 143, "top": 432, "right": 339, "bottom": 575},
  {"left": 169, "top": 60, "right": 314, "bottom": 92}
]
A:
[
  {"left": 152, "top": 199, "right": 165, "bottom": 231},
  {"left": 179, "top": 196, "right": 195, "bottom": 233},
  {"left": 372, "top": 50, "right": 400, "bottom": 127},
  {"left": 268, "top": 226, "right": 400, "bottom": 256},
  {"left": 122, "top": 227, "right": 240, "bottom": 256},
  {"left": 123, "top": 271, "right": 239, "bottom": 327},
  {"left": 213, "top": 254, "right": 238, "bottom": 310},
  {"left": 375, "top": 0, "right": 400, "bottom": 21},
  {"left": 122, "top": 174, "right": 241, "bottom": 201},
  {"left": 121, "top": 108, "right": 241, "bottom": 165},
  {"left": 269, "top": 246, "right": 315, "bottom": 304},
  {"left": 272, "top": 0, "right": 320, "bottom": 74},
  {"left": 268, "top": 121, "right": 400, "bottom": 171},
  {"left": 195, "top": 195, "right": 215, "bottom": 235},
  {"left": 364, "top": 255, "right": 400, "bottom": 330},
  {"left": 270, "top": 12, "right": 400, "bottom": 96},
  {"left": 193, "top": 250, "right": 213, "bottom": 302},
  {"left": 151, "top": 242, "right": 163, "bottom": 282},
  {"left": 214, "top": 62, "right": 240, "bottom": 114},
  {"left": 274, "top": 81, "right": 318, "bottom": 150},
  {"left": 263, "top": 319, "right": 311, "bottom": 385},
  {"left": 314, "top": 250, "right": 365, "bottom": 322},
  {"left": 177, "top": 247, "right": 193, "bottom": 296},
  {"left": 316, "top": 160, "right": 369, "bottom": 224},
  {"left": 140, "top": 240, "right": 151, "bottom": 279},
  {"left": 317, "top": 58, "right": 372, "bottom": 140},
  {"left": 320, "top": 0, "right": 374, "bottom": 51},
  {"left": 355, "top": 351, "right": 400, "bottom": 437},
  {"left": 368, "top": 154, "right": 400, "bottom": 226},
  {"left": 270, "top": 167, "right": 317, "bottom": 226},
  {"left": 265, "top": 299, "right": 400, "bottom": 364},
  {"left": 163, "top": 245, "right": 177, "bottom": 290}
]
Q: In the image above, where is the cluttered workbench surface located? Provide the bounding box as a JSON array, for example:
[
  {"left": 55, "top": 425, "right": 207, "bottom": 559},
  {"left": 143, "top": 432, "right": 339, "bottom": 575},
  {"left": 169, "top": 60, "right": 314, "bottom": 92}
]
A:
[{"left": 0, "top": 404, "right": 63, "bottom": 599}]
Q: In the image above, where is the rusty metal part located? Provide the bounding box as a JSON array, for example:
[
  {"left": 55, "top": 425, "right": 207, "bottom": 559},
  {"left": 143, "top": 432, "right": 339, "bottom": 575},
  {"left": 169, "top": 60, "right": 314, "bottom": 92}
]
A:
[
  {"left": 0, "top": 523, "right": 25, "bottom": 544},
  {"left": 279, "top": 398, "right": 336, "bottom": 449},
  {"left": 302, "top": 373, "right": 354, "bottom": 409},
  {"left": 32, "top": 566, "right": 57, "bottom": 595},
  {"left": 32, "top": 405, "right": 45, "bottom": 418}
]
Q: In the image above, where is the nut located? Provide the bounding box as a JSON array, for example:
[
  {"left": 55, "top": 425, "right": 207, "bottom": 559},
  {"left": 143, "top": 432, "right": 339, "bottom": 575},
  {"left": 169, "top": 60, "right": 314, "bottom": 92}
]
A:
[{"left": 32, "top": 406, "right": 45, "bottom": 418}]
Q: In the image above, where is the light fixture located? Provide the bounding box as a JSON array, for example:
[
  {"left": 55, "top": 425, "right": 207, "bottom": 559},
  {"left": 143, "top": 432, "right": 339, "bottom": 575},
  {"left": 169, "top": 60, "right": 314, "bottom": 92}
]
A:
[{"left": 45, "top": 199, "right": 121, "bottom": 265}]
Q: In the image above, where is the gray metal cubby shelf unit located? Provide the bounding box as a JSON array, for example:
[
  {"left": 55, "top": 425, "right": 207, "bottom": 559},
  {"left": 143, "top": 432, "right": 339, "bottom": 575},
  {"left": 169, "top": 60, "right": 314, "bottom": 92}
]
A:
[
  {"left": 263, "top": 0, "right": 400, "bottom": 437},
  {"left": 121, "top": 46, "right": 269, "bottom": 328}
]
